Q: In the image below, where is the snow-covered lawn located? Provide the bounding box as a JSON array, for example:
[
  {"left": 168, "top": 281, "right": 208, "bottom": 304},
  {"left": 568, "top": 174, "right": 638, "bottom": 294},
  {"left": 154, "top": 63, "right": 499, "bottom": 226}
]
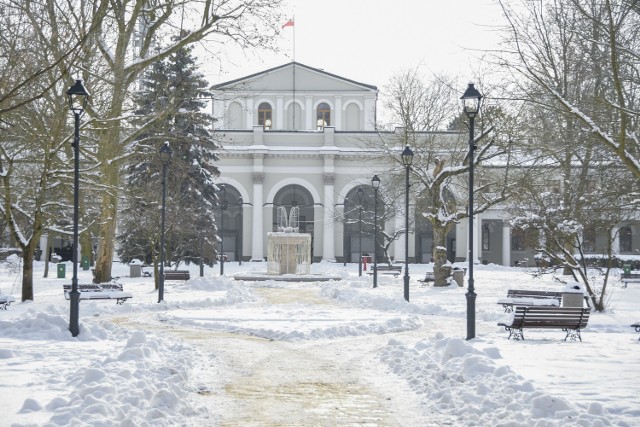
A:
[{"left": 0, "top": 257, "right": 638, "bottom": 426}]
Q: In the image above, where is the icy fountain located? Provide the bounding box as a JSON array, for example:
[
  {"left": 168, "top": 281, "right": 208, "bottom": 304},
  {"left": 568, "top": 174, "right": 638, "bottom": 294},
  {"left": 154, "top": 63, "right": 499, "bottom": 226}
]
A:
[
  {"left": 233, "top": 206, "right": 340, "bottom": 281},
  {"left": 266, "top": 206, "right": 311, "bottom": 275}
]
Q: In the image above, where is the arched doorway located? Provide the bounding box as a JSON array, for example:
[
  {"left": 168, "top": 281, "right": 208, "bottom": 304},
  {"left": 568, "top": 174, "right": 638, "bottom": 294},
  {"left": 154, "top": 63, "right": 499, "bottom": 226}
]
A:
[
  {"left": 214, "top": 185, "right": 243, "bottom": 262},
  {"left": 272, "top": 184, "right": 316, "bottom": 259},
  {"left": 343, "top": 186, "right": 384, "bottom": 263}
]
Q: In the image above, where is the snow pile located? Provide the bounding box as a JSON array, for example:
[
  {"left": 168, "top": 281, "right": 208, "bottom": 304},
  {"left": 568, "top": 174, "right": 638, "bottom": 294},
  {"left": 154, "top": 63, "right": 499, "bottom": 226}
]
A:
[
  {"left": 2, "top": 311, "right": 208, "bottom": 426},
  {"left": 379, "top": 334, "right": 613, "bottom": 426}
]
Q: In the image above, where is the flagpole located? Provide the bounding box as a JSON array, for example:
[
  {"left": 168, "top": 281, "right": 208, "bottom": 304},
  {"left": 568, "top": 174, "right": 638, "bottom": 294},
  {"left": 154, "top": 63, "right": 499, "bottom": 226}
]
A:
[
  {"left": 292, "top": 15, "right": 296, "bottom": 129},
  {"left": 283, "top": 17, "right": 296, "bottom": 129}
]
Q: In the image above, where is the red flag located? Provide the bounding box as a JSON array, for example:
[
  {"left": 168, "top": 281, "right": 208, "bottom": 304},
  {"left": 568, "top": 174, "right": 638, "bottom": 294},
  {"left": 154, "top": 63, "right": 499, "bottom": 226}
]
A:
[{"left": 282, "top": 19, "right": 294, "bottom": 29}]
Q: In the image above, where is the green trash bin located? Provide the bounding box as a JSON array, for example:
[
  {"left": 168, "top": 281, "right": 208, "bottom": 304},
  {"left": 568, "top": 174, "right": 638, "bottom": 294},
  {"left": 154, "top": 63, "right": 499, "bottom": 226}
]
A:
[
  {"left": 57, "top": 263, "right": 66, "bottom": 278},
  {"left": 82, "top": 256, "right": 90, "bottom": 271},
  {"left": 622, "top": 264, "right": 631, "bottom": 278}
]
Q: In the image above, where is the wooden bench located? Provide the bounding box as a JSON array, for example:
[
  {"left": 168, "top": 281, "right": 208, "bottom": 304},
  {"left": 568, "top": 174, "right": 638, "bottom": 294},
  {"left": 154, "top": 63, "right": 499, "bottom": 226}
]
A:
[
  {"left": 498, "top": 289, "right": 563, "bottom": 312},
  {"left": 63, "top": 283, "right": 132, "bottom": 305},
  {"left": 498, "top": 306, "right": 591, "bottom": 341},
  {"left": 0, "top": 294, "right": 16, "bottom": 310},
  {"left": 164, "top": 270, "right": 191, "bottom": 281},
  {"left": 632, "top": 323, "right": 640, "bottom": 341},
  {"left": 622, "top": 271, "right": 640, "bottom": 288},
  {"left": 367, "top": 265, "right": 402, "bottom": 277}
]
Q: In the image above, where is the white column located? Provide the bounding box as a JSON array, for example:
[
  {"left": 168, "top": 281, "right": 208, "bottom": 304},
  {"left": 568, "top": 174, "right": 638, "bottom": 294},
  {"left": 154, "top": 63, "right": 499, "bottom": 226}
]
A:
[
  {"left": 213, "top": 99, "right": 225, "bottom": 129},
  {"left": 364, "top": 97, "right": 376, "bottom": 130},
  {"left": 305, "top": 96, "right": 313, "bottom": 130},
  {"left": 276, "top": 96, "right": 284, "bottom": 129},
  {"left": 322, "top": 174, "right": 336, "bottom": 261},
  {"left": 612, "top": 227, "right": 620, "bottom": 254},
  {"left": 474, "top": 216, "right": 481, "bottom": 263},
  {"left": 251, "top": 172, "right": 264, "bottom": 261},
  {"left": 334, "top": 96, "right": 342, "bottom": 130},
  {"left": 39, "top": 234, "right": 48, "bottom": 261},
  {"left": 502, "top": 222, "right": 511, "bottom": 266},
  {"left": 246, "top": 98, "right": 255, "bottom": 129},
  {"left": 393, "top": 209, "right": 404, "bottom": 261},
  {"left": 466, "top": 215, "right": 480, "bottom": 264}
]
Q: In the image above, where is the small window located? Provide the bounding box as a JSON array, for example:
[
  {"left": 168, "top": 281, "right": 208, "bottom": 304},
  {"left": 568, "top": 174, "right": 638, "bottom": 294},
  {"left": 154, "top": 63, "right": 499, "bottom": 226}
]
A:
[
  {"left": 583, "top": 227, "right": 596, "bottom": 253},
  {"left": 316, "top": 102, "right": 330, "bottom": 129},
  {"left": 258, "top": 102, "right": 272, "bottom": 129},
  {"left": 620, "top": 226, "right": 632, "bottom": 253},
  {"left": 511, "top": 228, "right": 526, "bottom": 251}
]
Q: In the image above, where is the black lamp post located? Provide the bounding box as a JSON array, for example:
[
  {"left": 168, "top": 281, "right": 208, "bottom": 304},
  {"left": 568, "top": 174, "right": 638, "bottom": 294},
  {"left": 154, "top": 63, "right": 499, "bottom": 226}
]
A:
[
  {"left": 357, "top": 187, "right": 364, "bottom": 277},
  {"left": 66, "top": 79, "right": 89, "bottom": 337},
  {"left": 158, "top": 141, "right": 172, "bottom": 303},
  {"left": 461, "top": 82, "right": 483, "bottom": 340},
  {"left": 371, "top": 175, "right": 380, "bottom": 288},
  {"left": 238, "top": 196, "right": 244, "bottom": 265},
  {"left": 219, "top": 185, "right": 227, "bottom": 275},
  {"left": 401, "top": 145, "right": 414, "bottom": 302}
]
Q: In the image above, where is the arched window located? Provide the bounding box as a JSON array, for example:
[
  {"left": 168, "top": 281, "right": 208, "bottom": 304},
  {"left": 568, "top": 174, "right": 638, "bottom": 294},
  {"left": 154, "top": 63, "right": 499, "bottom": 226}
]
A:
[
  {"left": 316, "top": 102, "right": 331, "bottom": 129},
  {"left": 258, "top": 102, "right": 272, "bottom": 129}
]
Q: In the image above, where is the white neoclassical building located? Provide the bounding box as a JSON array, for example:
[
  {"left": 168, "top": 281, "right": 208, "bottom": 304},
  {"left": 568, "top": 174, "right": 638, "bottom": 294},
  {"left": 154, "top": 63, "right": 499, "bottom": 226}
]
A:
[{"left": 209, "top": 62, "right": 639, "bottom": 266}]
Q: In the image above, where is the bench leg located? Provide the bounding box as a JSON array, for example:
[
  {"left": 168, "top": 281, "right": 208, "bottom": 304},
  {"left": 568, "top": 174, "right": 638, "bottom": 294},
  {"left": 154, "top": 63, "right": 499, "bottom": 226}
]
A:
[
  {"left": 0, "top": 302, "right": 7, "bottom": 310},
  {"left": 563, "top": 328, "right": 582, "bottom": 342},
  {"left": 503, "top": 327, "right": 524, "bottom": 340}
]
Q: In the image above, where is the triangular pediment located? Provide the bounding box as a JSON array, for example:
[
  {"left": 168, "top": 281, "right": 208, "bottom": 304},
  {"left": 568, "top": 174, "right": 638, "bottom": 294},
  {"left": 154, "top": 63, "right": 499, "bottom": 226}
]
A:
[{"left": 212, "top": 62, "right": 377, "bottom": 93}]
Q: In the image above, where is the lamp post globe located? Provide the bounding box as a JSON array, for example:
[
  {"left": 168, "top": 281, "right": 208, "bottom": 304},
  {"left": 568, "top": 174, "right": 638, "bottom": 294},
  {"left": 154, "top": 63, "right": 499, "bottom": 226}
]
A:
[
  {"left": 158, "top": 142, "right": 172, "bottom": 303},
  {"left": 401, "top": 146, "right": 413, "bottom": 302},
  {"left": 371, "top": 175, "right": 381, "bottom": 288},
  {"left": 460, "top": 82, "right": 483, "bottom": 340},
  {"left": 66, "top": 79, "right": 89, "bottom": 337}
]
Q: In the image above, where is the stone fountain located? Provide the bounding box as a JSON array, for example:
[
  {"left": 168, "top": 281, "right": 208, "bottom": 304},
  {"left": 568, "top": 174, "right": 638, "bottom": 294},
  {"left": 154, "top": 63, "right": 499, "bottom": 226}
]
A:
[
  {"left": 267, "top": 206, "right": 311, "bottom": 275},
  {"left": 234, "top": 206, "right": 340, "bottom": 281}
]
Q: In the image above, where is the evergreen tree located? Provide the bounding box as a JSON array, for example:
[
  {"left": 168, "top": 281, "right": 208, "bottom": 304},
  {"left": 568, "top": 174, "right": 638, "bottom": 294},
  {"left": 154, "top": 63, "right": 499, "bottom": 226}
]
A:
[{"left": 119, "top": 35, "right": 219, "bottom": 274}]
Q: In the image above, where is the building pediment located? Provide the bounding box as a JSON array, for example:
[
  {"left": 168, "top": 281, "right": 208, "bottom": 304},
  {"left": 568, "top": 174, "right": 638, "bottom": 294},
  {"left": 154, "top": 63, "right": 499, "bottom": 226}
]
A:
[{"left": 212, "top": 62, "right": 377, "bottom": 94}]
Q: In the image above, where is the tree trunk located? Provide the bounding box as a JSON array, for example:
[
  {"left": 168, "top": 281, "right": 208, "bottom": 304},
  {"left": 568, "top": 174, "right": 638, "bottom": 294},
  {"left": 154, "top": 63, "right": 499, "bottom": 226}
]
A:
[
  {"left": 94, "top": 195, "right": 117, "bottom": 283},
  {"left": 432, "top": 224, "right": 450, "bottom": 286},
  {"left": 43, "top": 242, "right": 50, "bottom": 278},
  {"left": 21, "top": 245, "right": 36, "bottom": 301}
]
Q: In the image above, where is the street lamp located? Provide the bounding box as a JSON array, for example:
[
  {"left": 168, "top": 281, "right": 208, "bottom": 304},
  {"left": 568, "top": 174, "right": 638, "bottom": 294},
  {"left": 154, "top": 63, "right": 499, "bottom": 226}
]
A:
[
  {"left": 158, "top": 141, "right": 172, "bottom": 303},
  {"left": 401, "top": 145, "right": 414, "bottom": 302},
  {"left": 219, "top": 185, "right": 227, "bottom": 275},
  {"left": 66, "top": 79, "right": 89, "bottom": 337},
  {"left": 461, "top": 82, "right": 483, "bottom": 340},
  {"left": 356, "top": 187, "right": 364, "bottom": 277},
  {"left": 371, "top": 175, "right": 381, "bottom": 288}
]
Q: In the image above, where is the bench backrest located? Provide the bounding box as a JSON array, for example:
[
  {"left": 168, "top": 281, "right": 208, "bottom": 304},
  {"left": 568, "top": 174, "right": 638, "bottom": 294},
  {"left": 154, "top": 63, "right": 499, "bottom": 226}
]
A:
[
  {"left": 164, "top": 270, "right": 190, "bottom": 279},
  {"left": 511, "top": 306, "right": 590, "bottom": 329},
  {"left": 507, "top": 289, "right": 562, "bottom": 301},
  {"left": 63, "top": 283, "right": 124, "bottom": 292}
]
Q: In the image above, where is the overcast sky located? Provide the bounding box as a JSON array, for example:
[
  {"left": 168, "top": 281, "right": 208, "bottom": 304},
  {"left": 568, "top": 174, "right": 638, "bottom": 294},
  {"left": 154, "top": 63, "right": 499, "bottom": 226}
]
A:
[{"left": 200, "top": 0, "right": 506, "bottom": 92}]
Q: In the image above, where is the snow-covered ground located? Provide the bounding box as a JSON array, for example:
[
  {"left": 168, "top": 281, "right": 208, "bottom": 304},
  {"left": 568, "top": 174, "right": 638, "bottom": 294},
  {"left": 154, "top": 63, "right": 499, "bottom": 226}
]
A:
[{"left": 0, "top": 256, "right": 638, "bottom": 426}]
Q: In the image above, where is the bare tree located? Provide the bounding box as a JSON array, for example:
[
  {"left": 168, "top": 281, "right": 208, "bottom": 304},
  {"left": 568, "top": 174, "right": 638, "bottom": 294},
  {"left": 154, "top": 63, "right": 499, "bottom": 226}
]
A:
[
  {"left": 0, "top": 0, "right": 109, "bottom": 301},
  {"left": 498, "top": 0, "right": 640, "bottom": 180},
  {"left": 44, "top": 0, "right": 285, "bottom": 283},
  {"left": 377, "top": 69, "right": 519, "bottom": 285},
  {"left": 0, "top": 0, "right": 108, "bottom": 119},
  {"left": 496, "top": 0, "right": 640, "bottom": 309}
]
